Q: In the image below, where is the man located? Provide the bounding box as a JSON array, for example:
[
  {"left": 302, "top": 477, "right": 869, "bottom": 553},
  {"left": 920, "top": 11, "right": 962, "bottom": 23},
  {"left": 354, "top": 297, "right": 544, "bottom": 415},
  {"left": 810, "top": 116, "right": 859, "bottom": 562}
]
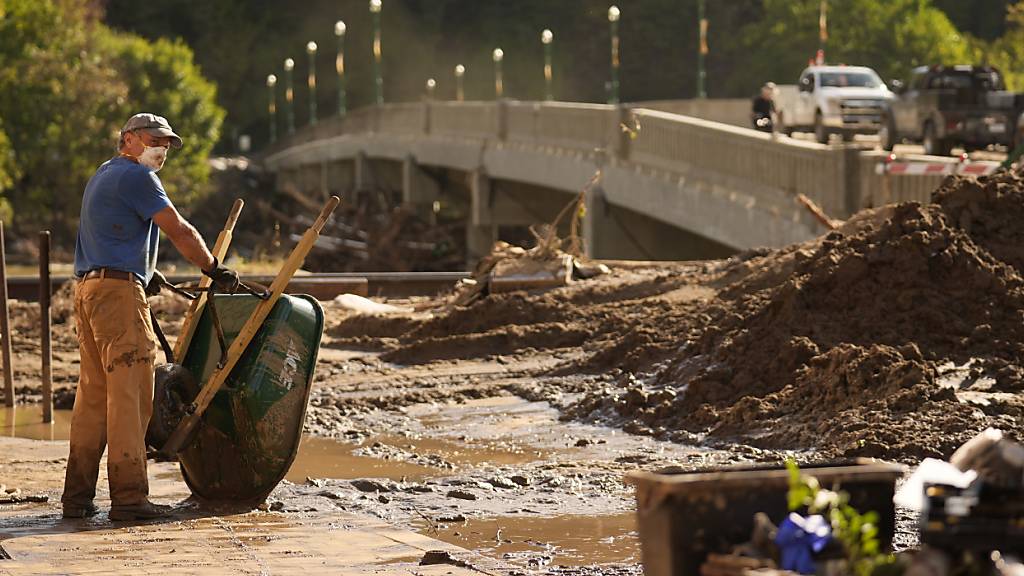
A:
[
  {"left": 751, "top": 82, "right": 777, "bottom": 132},
  {"left": 62, "top": 113, "right": 239, "bottom": 521}
]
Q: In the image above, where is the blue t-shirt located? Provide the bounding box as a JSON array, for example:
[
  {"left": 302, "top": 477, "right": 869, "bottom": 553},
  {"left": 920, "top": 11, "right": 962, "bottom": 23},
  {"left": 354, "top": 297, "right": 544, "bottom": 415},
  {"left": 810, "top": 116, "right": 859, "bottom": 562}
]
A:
[{"left": 74, "top": 157, "right": 173, "bottom": 284}]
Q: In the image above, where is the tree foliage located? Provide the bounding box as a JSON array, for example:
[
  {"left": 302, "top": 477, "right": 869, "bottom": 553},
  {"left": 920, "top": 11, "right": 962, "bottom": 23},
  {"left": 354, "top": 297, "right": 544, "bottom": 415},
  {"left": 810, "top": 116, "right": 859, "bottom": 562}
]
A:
[
  {"left": 100, "top": 0, "right": 1017, "bottom": 151},
  {"left": 0, "top": 0, "right": 223, "bottom": 245},
  {"left": 727, "top": 0, "right": 970, "bottom": 95}
]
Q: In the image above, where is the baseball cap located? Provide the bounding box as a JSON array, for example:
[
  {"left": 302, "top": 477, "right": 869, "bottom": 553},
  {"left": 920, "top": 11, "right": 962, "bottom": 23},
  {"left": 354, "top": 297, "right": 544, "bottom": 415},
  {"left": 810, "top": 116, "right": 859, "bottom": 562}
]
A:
[{"left": 120, "top": 113, "right": 183, "bottom": 149}]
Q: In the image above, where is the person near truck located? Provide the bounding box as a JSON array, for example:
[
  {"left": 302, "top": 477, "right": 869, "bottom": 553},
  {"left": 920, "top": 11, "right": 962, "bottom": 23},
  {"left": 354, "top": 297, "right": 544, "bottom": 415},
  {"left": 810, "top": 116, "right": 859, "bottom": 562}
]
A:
[
  {"left": 751, "top": 82, "right": 777, "bottom": 132},
  {"left": 61, "top": 113, "right": 240, "bottom": 521}
]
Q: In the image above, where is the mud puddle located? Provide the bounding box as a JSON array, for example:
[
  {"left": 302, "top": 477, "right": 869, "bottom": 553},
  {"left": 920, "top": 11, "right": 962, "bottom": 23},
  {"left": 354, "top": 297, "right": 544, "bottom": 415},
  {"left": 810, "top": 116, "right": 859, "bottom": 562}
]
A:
[
  {"left": 0, "top": 406, "right": 72, "bottom": 441},
  {"left": 286, "top": 435, "right": 439, "bottom": 483},
  {"left": 414, "top": 512, "right": 638, "bottom": 567}
]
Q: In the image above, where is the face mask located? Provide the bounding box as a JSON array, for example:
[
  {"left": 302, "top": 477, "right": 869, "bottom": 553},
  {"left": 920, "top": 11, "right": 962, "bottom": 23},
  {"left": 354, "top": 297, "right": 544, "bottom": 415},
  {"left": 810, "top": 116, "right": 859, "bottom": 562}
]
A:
[{"left": 138, "top": 143, "right": 168, "bottom": 172}]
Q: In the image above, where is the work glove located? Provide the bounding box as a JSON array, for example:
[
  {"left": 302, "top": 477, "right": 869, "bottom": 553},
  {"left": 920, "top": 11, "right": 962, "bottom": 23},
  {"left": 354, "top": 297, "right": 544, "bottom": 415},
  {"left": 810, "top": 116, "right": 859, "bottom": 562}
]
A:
[
  {"left": 145, "top": 270, "right": 168, "bottom": 297},
  {"left": 202, "top": 257, "right": 240, "bottom": 294}
]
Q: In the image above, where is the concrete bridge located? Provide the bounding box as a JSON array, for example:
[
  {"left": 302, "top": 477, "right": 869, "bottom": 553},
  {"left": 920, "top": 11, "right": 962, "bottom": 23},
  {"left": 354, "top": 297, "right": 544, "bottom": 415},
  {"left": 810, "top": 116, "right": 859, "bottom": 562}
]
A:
[{"left": 260, "top": 101, "right": 948, "bottom": 261}]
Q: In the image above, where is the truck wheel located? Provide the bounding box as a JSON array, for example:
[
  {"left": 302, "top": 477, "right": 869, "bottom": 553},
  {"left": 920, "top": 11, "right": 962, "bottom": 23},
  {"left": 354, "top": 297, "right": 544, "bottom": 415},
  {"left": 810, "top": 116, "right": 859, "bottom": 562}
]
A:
[
  {"left": 814, "top": 113, "right": 829, "bottom": 144},
  {"left": 923, "top": 122, "right": 951, "bottom": 156},
  {"left": 878, "top": 115, "right": 896, "bottom": 151}
]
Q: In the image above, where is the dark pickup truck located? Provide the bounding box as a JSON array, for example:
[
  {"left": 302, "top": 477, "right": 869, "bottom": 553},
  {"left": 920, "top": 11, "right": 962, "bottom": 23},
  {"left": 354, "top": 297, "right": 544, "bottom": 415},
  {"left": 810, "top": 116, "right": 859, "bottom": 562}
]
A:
[{"left": 880, "top": 65, "right": 1024, "bottom": 156}]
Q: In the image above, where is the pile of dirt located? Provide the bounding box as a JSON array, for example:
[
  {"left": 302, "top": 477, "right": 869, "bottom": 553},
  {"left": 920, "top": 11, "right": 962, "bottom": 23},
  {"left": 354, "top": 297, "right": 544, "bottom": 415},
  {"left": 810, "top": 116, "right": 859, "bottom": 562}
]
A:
[
  {"left": 340, "top": 170, "right": 1024, "bottom": 461},
  {"left": 566, "top": 171, "right": 1024, "bottom": 460}
]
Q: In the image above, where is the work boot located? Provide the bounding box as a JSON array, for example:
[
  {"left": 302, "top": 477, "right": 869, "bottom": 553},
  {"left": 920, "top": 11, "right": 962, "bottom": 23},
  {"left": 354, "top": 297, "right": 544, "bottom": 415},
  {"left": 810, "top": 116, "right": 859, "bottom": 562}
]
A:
[
  {"left": 108, "top": 500, "right": 173, "bottom": 521},
  {"left": 62, "top": 501, "right": 99, "bottom": 519}
]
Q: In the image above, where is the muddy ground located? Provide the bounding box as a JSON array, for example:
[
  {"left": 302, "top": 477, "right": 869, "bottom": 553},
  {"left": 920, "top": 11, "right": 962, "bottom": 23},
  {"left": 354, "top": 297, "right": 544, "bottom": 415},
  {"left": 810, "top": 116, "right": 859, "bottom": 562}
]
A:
[{"left": 5, "top": 170, "right": 1024, "bottom": 572}]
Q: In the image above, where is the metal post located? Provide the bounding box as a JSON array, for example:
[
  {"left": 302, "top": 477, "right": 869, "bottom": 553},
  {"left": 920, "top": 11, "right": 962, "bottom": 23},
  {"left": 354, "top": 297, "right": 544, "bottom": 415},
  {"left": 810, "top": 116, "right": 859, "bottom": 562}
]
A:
[
  {"left": 819, "top": 0, "right": 828, "bottom": 64},
  {"left": 698, "top": 0, "right": 708, "bottom": 99},
  {"left": 541, "top": 29, "right": 553, "bottom": 101},
  {"left": 39, "top": 231, "right": 51, "bottom": 423},
  {"left": 493, "top": 48, "right": 504, "bottom": 99},
  {"left": 307, "top": 41, "right": 318, "bottom": 126},
  {"left": 284, "top": 58, "right": 295, "bottom": 135},
  {"left": 455, "top": 64, "right": 466, "bottom": 102},
  {"left": 335, "top": 20, "right": 347, "bottom": 117},
  {"left": 0, "top": 222, "right": 12, "bottom": 407},
  {"left": 370, "top": 0, "right": 383, "bottom": 105},
  {"left": 267, "top": 74, "right": 277, "bottom": 144},
  {"left": 608, "top": 7, "right": 620, "bottom": 104}
]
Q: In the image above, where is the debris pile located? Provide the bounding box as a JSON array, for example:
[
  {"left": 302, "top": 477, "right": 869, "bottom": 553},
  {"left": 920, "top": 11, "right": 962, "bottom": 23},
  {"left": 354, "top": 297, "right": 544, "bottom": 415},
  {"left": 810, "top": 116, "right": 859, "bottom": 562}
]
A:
[
  {"left": 568, "top": 171, "right": 1024, "bottom": 459},
  {"left": 450, "top": 223, "right": 609, "bottom": 307}
]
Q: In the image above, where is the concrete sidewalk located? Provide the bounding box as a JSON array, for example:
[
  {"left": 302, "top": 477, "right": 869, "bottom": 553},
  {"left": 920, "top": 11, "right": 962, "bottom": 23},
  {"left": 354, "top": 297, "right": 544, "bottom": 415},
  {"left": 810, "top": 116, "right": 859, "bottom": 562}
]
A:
[{"left": 0, "top": 437, "right": 505, "bottom": 575}]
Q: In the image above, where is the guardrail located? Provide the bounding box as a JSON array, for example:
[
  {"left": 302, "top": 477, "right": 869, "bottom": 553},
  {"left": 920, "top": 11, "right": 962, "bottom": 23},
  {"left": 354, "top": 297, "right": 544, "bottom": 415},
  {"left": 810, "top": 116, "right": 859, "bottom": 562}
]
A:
[{"left": 264, "top": 101, "right": 982, "bottom": 221}]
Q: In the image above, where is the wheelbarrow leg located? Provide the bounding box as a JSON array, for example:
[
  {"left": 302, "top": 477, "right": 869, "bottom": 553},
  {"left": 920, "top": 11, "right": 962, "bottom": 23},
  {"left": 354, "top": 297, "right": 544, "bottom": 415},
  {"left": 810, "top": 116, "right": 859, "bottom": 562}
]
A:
[{"left": 160, "top": 195, "right": 340, "bottom": 458}]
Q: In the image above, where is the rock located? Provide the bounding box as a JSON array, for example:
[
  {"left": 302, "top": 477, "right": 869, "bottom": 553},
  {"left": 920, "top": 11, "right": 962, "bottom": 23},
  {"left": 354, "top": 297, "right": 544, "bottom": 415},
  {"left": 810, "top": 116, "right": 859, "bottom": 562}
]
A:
[
  {"left": 489, "top": 477, "right": 518, "bottom": 490},
  {"left": 509, "top": 475, "right": 531, "bottom": 487},
  {"left": 405, "top": 484, "right": 436, "bottom": 493},
  {"left": 436, "top": 513, "right": 467, "bottom": 523},
  {"left": 574, "top": 438, "right": 592, "bottom": 447},
  {"left": 350, "top": 479, "right": 390, "bottom": 493},
  {"left": 377, "top": 495, "right": 390, "bottom": 504},
  {"left": 446, "top": 489, "right": 477, "bottom": 501},
  {"left": 420, "top": 550, "right": 473, "bottom": 568},
  {"left": 269, "top": 501, "right": 285, "bottom": 511}
]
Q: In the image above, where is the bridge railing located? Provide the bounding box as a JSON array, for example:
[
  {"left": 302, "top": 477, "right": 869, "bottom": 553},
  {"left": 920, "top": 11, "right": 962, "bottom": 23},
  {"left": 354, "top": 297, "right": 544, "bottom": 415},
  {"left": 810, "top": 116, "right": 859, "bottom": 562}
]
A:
[
  {"left": 627, "top": 109, "right": 850, "bottom": 217},
  {"left": 504, "top": 101, "right": 620, "bottom": 153},
  {"left": 429, "top": 101, "right": 499, "bottom": 139},
  {"left": 263, "top": 101, "right": 960, "bottom": 220}
]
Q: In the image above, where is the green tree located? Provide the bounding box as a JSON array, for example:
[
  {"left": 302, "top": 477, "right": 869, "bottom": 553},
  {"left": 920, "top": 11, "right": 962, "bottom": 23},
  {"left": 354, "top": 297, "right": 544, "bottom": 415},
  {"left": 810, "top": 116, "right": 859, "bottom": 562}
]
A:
[
  {"left": 975, "top": 1, "right": 1024, "bottom": 90},
  {"left": 725, "top": 0, "right": 970, "bottom": 96},
  {"left": 0, "top": 0, "right": 223, "bottom": 246},
  {"left": 97, "top": 31, "right": 225, "bottom": 204}
]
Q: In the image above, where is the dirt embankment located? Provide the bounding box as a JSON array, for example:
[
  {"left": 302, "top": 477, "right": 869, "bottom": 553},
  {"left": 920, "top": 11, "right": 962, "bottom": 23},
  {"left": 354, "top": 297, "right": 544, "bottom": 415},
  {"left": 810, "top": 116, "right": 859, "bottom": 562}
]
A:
[{"left": 330, "top": 171, "right": 1024, "bottom": 462}]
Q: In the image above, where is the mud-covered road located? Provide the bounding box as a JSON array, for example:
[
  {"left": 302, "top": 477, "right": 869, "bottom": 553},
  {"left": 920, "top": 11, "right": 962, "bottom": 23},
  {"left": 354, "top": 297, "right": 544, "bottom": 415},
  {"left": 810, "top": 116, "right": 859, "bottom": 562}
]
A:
[{"left": 5, "top": 169, "right": 1024, "bottom": 573}]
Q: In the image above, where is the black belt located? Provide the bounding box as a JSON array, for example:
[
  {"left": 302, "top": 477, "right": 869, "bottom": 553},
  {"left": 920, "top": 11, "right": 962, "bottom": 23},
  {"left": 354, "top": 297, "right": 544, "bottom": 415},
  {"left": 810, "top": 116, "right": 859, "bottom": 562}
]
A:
[{"left": 81, "top": 268, "right": 143, "bottom": 284}]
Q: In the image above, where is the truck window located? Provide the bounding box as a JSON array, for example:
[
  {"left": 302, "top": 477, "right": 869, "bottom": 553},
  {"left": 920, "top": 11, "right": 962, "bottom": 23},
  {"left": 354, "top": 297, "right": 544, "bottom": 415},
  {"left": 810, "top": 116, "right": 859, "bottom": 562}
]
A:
[
  {"left": 926, "top": 70, "right": 1005, "bottom": 91},
  {"left": 911, "top": 72, "right": 928, "bottom": 91},
  {"left": 819, "top": 71, "right": 882, "bottom": 88}
]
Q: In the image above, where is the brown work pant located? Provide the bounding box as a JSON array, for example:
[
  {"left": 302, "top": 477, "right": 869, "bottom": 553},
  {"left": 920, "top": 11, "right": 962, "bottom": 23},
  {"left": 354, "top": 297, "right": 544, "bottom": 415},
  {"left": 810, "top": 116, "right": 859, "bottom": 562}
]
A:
[{"left": 61, "top": 276, "right": 157, "bottom": 507}]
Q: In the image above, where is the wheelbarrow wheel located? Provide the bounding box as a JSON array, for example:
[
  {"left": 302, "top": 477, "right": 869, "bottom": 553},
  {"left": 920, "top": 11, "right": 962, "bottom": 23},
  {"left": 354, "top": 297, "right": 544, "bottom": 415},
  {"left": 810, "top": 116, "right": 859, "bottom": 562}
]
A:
[{"left": 146, "top": 363, "right": 201, "bottom": 452}]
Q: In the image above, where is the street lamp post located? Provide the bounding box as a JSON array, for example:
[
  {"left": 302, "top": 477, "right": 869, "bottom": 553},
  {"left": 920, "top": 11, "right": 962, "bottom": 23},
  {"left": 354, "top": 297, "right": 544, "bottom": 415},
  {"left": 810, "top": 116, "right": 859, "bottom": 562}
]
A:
[
  {"left": 541, "top": 29, "right": 553, "bottom": 101},
  {"left": 284, "top": 57, "right": 295, "bottom": 134},
  {"left": 698, "top": 0, "right": 707, "bottom": 98},
  {"left": 492, "top": 48, "right": 504, "bottom": 99},
  {"left": 608, "top": 6, "right": 620, "bottom": 104},
  {"left": 267, "top": 74, "right": 277, "bottom": 143},
  {"left": 306, "top": 41, "right": 318, "bottom": 126},
  {"left": 426, "top": 78, "right": 436, "bottom": 101},
  {"left": 370, "top": 0, "right": 383, "bottom": 105},
  {"left": 454, "top": 64, "right": 466, "bottom": 102},
  {"left": 818, "top": 0, "right": 828, "bottom": 65},
  {"left": 335, "top": 20, "right": 347, "bottom": 117}
]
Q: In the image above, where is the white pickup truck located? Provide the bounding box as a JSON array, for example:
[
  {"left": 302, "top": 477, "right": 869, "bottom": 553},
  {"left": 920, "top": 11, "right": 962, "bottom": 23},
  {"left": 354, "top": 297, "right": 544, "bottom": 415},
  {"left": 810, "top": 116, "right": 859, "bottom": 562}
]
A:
[{"left": 776, "top": 65, "right": 894, "bottom": 143}]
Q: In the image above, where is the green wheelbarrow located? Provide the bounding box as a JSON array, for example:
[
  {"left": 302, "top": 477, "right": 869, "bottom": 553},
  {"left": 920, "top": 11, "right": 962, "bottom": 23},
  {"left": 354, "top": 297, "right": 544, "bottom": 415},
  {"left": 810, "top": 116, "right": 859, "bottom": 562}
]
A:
[{"left": 146, "top": 196, "right": 339, "bottom": 502}]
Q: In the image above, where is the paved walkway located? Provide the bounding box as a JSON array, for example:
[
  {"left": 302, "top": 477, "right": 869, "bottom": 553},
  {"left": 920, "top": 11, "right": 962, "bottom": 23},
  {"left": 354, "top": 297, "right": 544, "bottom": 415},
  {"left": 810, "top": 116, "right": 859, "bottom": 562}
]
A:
[{"left": 0, "top": 437, "right": 503, "bottom": 575}]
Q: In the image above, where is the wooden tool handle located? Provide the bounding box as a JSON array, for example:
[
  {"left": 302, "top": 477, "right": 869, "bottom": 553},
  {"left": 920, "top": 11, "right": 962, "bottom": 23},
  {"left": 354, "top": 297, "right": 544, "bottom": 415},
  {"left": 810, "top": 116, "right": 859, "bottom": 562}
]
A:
[
  {"left": 312, "top": 196, "right": 340, "bottom": 232},
  {"left": 224, "top": 198, "right": 245, "bottom": 232}
]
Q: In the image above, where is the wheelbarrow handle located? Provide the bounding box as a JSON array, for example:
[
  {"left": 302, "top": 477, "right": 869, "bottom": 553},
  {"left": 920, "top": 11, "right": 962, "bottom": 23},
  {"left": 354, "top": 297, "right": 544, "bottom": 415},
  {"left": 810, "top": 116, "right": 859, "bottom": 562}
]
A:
[
  {"left": 312, "top": 196, "right": 341, "bottom": 232},
  {"left": 174, "top": 280, "right": 270, "bottom": 300}
]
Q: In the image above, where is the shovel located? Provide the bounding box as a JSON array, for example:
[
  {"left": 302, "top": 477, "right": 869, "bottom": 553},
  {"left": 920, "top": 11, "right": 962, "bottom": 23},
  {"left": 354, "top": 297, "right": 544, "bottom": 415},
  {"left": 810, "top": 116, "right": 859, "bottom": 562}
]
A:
[{"left": 159, "top": 195, "right": 340, "bottom": 458}]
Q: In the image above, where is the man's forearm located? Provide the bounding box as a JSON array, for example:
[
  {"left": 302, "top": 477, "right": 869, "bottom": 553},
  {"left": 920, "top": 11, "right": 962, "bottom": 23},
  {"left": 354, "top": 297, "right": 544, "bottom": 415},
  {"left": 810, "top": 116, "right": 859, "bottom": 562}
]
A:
[{"left": 167, "top": 221, "right": 215, "bottom": 271}]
